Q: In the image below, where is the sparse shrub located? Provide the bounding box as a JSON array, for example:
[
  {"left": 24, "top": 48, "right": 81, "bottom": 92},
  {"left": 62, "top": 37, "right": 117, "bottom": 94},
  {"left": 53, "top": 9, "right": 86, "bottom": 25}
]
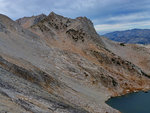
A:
[{"left": 120, "top": 43, "right": 125, "bottom": 46}]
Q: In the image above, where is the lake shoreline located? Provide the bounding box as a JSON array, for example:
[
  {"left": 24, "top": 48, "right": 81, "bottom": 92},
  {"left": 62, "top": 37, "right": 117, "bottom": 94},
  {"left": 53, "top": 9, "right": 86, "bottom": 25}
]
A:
[{"left": 106, "top": 88, "right": 150, "bottom": 113}]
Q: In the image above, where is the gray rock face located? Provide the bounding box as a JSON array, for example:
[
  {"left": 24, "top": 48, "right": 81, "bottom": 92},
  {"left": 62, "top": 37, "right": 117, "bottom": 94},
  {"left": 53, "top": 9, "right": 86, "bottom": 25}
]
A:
[
  {"left": 0, "top": 22, "right": 6, "bottom": 32},
  {"left": 0, "top": 56, "right": 89, "bottom": 113},
  {"left": 0, "top": 12, "right": 150, "bottom": 113}
]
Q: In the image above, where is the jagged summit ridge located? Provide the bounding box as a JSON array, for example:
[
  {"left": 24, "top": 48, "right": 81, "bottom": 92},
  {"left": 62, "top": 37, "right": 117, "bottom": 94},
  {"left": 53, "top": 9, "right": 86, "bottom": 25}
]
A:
[{"left": 28, "top": 12, "right": 105, "bottom": 47}]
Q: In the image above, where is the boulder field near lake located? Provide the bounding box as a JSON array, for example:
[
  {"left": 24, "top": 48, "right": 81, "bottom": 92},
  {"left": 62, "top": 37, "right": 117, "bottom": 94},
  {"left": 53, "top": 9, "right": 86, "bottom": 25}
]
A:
[{"left": 0, "top": 12, "right": 150, "bottom": 113}]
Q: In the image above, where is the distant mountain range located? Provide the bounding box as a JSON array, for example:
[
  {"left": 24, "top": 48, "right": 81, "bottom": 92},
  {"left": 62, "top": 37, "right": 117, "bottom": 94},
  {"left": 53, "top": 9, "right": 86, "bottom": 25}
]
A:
[{"left": 103, "top": 29, "right": 150, "bottom": 44}]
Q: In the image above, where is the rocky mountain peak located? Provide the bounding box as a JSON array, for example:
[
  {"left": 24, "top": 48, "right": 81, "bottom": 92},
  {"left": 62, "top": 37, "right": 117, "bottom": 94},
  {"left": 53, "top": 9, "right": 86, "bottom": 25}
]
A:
[
  {"left": 48, "top": 11, "right": 60, "bottom": 17},
  {"left": 45, "top": 12, "right": 73, "bottom": 29},
  {"left": 0, "top": 14, "right": 15, "bottom": 28},
  {"left": 30, "top": 12, "right": 105, "bottom": 46},
  {"left": 16, "top": 14, "right": 47, "bottom": 28},
  {"left": 0, "top": 14, "right": 12, "bottom": 22},
  {"left": 0, "top": 14, "right": 22, "bottom": 33}
]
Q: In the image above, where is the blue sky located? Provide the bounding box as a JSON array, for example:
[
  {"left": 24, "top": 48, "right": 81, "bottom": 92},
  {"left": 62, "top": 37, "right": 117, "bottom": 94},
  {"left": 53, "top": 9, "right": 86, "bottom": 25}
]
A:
[{"left": 0, "top": 0, "right": 150, "bottom": 34}]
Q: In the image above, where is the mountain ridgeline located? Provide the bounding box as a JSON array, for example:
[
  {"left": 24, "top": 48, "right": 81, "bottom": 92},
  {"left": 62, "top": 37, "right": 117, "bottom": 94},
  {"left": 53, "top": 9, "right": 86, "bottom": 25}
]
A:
[
  {"left": 0, "top": 12, "right": 150, "bottom": 113},
  {"left": 103, "top": 29, "right": 150, "bottom": 44}
]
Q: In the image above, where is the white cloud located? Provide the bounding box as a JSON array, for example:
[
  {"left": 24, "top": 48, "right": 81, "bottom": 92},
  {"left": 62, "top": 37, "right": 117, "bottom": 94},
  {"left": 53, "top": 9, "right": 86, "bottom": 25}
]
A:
[
  {"left": 0, "top": 0, "right": 10, "bottom": 14},
  {"left": 107, "top": 12, "right": 150, "bottom": 22}
]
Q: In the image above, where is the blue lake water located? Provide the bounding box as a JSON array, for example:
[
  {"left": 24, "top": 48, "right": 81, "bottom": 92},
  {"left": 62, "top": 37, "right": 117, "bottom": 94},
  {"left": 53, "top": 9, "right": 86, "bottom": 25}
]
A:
[{"left": 106, "top": 90, "right": 150, "bottom": 113}]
